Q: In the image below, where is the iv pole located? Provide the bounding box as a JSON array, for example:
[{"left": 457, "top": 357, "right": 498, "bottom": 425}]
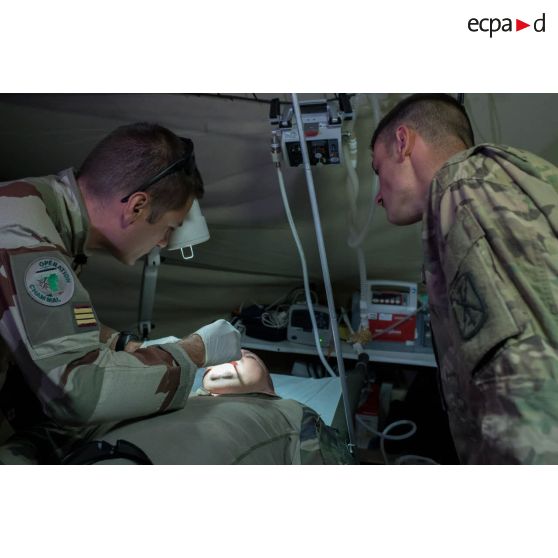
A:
[{"left": 291, "top": 93, "right": 356, "bottom": 449}]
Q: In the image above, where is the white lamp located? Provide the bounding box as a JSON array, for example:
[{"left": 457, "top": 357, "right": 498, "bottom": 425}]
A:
[{"left": 167, "top": 199, "right": 210, "bottom": 259}]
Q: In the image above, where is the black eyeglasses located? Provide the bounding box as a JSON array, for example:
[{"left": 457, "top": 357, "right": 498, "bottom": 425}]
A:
[{"left": 120, "top": 137, "right": 197, "bottom": 203}]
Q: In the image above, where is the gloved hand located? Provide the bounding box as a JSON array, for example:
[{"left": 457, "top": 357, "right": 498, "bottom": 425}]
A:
[{"left": 193, "top": 319, "right": 242, "bottom": 367}]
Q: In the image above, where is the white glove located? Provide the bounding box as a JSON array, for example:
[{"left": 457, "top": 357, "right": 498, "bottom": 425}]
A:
[{"left": 194, "top": 319, "right": 241, "bottom": 367}]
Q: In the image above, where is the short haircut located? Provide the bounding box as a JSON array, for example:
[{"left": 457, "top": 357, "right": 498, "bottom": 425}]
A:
[
  {"left": 370, "top": 94, "right": 474, "bottom": 152},
  {"left": 77, "top": 122, "right": 204, "bottom": 223}
]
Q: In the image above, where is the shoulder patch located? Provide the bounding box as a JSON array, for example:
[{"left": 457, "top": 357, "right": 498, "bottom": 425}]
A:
[
  {"left": 24, "top": 257, "right": 75, "bottom": 306},
  {"left": 449, "top": 271, "right": 487, "bottom": 340}
]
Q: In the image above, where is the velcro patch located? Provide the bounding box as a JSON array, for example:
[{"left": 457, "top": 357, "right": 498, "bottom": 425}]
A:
[
  {"left": 24, "top": 257, "right": 74, "bottom": 306},
  {"left": 449, "top": 272, "right": 487, "bottom": 340},
  {"left": 73, "top": 304, "right": 97, "bottom": 328},
  {"left": 9, "top": 249, "right": 99, "bottom": 352}
]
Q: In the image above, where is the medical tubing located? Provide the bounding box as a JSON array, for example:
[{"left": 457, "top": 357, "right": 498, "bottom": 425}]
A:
[
  {"left": 379, "top": 420, "right": 417, "bottom": 465},
  {"left": 291, "top": 93, "right": 355, "bottom": 448},
  {"left": 340, "top": 139, "right": 369, "bottom": 331},
  {"left": 340, "top": 106, "right": 380, "bottom": 333},
  {"left": 274, "top": 165, "right": 336, "bottom": 378},
  {"left": 342, "top": 140, "right": 378, "bottom": 248},
  {"left": 357, "top": 248, "right": 369, "bottom": 330},
  {"left": 340, "top": 307, "right": 364, "bottom": 355},
  {"left": 355, "top": 416, "right": 438, "bottom": 465},
  {"left": 273, "top": 132, "right": 336, "bottom": 377},
  {"left": 344, "top": 138, "right": 359, "bottom": 214},
  {"left": 347, "top": 188, "right": 378, "bottom": 248}
]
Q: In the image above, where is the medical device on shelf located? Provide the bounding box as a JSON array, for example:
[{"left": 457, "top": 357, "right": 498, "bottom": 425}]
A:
[
  {"left": 269, "top": 95, "right": 353, "bottom": 166},
  {"left": 367, "top": 280, "right": 418, "bottom": 343},
  {"left": 287, "top": 304, "right": 332, "bottom": 347}
]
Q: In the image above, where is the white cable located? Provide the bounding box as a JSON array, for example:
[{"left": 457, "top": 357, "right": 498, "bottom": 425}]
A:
[
  {"left": 340, "top": 307, "right": 355, "bottom": 335},
  {"left": 342, "top": 95, "right": 382, "bottom": 335},
  {"left": 261, "top": 306, "right": 289, "bottom": 329},
  {"left": 355, "top": 415, "right": 438, "bottom": 465},
  {"left": 275, "top": 165, "right": 336, "bottom": 377},
  {"left": 273, "top": 96, "right": 357, "bottom": 447},
  {"left": 357, "top": 248, "right": 369, "bottom": 330},
  {"left": 340, "top": 138, "right": 370, "bottom": 332},
  {"left": 343, "top": 140, "right": 379, "bottom": 248}
]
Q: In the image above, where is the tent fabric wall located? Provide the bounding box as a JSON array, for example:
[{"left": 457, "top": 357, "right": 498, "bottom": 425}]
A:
[{"left": 1, "top": 93, "right": 557, "bottom": 337}]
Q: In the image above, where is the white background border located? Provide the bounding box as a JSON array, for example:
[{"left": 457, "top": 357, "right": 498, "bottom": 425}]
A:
[{"left": 1, "top": 1, "right": 556, "bottom": 556}]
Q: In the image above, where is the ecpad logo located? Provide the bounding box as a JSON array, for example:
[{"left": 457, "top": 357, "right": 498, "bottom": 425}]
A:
[{"left": 468, "top": 13, "right": 546, "bottom": 37}]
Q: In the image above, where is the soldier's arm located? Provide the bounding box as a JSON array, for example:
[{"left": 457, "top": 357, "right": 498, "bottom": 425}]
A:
[
  {"left": 99, "top": 323, "right": 119, "bottom": 349},
  {"left": 435, "top": 170, "right": 558, "bottom": 463},
  {"left": 0, "top": 246, "right": 234, "bottom": 427},
  {"left": 98, "top": 323, "right": 142, "bottom": 352}
]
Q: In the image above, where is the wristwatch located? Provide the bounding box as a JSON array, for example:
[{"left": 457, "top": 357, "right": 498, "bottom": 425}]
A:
[{"left": 115, "top": 331, "right": 140, "bottom": 352}]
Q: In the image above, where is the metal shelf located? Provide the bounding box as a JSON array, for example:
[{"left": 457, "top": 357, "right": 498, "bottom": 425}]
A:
[{"left": 241, "top": 334, "right": 437, "bottom": 368}]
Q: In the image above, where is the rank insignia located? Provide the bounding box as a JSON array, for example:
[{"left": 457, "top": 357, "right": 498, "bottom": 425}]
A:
[{"left": 73, "top": 304, "right": 97, "bottom": 328}]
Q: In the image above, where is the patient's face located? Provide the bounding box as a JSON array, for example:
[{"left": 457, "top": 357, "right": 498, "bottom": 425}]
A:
[{"left": 202, "top": 349, "right": 276, "bottom": 396}]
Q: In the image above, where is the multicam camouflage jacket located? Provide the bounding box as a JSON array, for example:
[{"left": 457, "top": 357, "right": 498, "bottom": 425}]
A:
[
  {"left": 0, "top": 169, "right": 198, "bottom": 463},
  {"left": 423, "top": 143, "right": 558, "bottom": 464}
]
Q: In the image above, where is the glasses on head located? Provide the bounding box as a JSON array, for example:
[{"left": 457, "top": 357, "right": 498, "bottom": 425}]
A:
[{"left": 120, "top": 137, "right": 197, "bottom": 203}]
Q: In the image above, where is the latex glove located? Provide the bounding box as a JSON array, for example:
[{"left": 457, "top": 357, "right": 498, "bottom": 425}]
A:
[{"left": 194, "top": 319, "right": 241, "bottom": 367}]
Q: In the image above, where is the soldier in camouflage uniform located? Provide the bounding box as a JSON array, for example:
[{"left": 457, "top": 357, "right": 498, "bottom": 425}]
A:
[
  {"left": 370, "top": 94, "right": 558, "bottom": 464},
  {"left": 90, "top": 349, "right": 353, "bottom": 464},
  {"left": 0, "top": 122, "right": 241, "bottom": 464}
]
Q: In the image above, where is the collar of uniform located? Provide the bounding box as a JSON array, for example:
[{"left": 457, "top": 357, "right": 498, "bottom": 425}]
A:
[
  {"left": 56, "top": 168, "right": 91, "bottom": 258},
  {"left": 435, "top": 142, "right": 520, "bottom": 177}
]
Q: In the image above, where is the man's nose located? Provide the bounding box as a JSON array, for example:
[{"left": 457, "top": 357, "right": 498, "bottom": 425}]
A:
[{"left": 374, "top": 190, "right": 384, "bottom": 207}]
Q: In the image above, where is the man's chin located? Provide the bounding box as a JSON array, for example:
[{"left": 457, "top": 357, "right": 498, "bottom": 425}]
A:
[
  {"left": 387, "top": 212, "right": 421, "bottom": 226},
  {"left": 387, "top": 213, "right": 405, "bottom": 226},
  {"left": 113, "top": 251, "right": 139, "bottom": 266}
]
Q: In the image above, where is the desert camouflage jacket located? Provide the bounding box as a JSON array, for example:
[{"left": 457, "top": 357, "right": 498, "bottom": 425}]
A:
[
  {"left": 423, "top": 143, "right": 558, "bottom": 464},
  {"left": 0, "top": 169, "right": 198, "bottom": 456}
]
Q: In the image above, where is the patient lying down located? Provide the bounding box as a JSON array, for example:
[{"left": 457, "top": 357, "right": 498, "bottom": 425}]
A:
[
  {"left": 199, "top": 349, "right": 276, "bottom": 396},
  {"left": 72, "top": 350, "right": 353, "bottom": 464}
]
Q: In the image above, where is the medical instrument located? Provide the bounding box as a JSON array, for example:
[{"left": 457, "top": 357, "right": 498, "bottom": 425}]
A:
[
  {"left": 287, "top": 304, "right": 332, "bottom": 347},
  {"left": 367, "top": 280, "right": 418, "bottom": 343},
  {"left": 269, "top": 95, "right": 352, "bottom": 166}
]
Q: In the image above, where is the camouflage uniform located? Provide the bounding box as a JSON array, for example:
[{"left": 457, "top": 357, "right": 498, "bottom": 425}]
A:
[
  {"left": 95, "top": 392, "right": 354, "bottom": 464},
  {"left": 423, "top": 144, "right": 558, "bottom": 464},
  {"left": 0, "top": 169, "right": 199, "bottom": 464}
]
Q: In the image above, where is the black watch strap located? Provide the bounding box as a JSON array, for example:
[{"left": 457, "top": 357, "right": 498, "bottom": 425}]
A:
[{"left": 115, "top": 331, "right": 140, "bottom": 351}]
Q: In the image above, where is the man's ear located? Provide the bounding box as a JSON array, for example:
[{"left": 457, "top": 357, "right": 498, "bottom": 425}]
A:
[
  {"left": 395, "top": 125, "right": 416, "bottom": 162},
  {"left": 123, "top": 192, "right": 149, "bottom": 224}
]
